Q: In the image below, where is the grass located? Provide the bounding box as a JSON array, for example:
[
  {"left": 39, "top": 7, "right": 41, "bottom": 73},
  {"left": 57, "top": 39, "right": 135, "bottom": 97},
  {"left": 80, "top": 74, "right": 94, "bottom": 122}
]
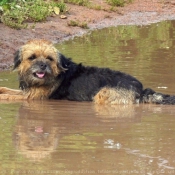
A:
[
  {"left": 0, "top": 0, "right": 67, "bottom": 29},
  {"left": 64, "top": 0, "right": 89, "bottom": 6},
  {"left": 88, "top": 4, "right": 102, "bottom": 10},
  {"left": 0, "top": 0, "right": 133, "bottom": 29},
  {"left": 106, "top": 0, "right": 132, "bottom": 7},
  {"left": 0, "top": 0, "right": 10, "bottom": 6},
  {"left": 67, "top": 20, "right": 89, "bottom": 29}
]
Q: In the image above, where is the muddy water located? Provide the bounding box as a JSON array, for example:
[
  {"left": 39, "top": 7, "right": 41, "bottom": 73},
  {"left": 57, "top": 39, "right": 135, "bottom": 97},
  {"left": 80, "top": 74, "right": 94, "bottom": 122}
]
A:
[{"left": 1, "top": 20, "right": 175, "bottom": 174}]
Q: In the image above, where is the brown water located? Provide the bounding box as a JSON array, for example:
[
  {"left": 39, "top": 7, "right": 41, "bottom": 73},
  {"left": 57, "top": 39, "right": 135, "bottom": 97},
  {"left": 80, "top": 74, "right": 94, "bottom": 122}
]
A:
[{"left": 1, "top": 20, "right": 175, "bottom": 174}]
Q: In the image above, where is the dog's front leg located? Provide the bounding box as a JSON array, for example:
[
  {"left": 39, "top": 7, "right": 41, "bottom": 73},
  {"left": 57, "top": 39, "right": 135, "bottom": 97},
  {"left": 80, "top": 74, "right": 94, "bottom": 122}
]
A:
[
  {"left": 0, "top": 87, "right": 27, "bottom": 100},
  {"left": 0, "top": 87, "right": 22, "bottom": 95}
]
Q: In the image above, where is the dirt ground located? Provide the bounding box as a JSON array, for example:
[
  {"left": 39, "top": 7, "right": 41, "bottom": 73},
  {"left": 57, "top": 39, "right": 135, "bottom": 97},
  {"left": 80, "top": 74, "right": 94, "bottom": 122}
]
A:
[{"left": 1, "top": 0, "right": 175, "bottom": 71}]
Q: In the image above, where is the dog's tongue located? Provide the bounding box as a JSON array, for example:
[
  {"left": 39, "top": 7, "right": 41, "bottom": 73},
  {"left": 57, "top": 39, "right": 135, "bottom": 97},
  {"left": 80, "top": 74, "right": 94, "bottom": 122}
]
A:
[{"left": 36, "top": 72, "right": 45, "bottom": 78}]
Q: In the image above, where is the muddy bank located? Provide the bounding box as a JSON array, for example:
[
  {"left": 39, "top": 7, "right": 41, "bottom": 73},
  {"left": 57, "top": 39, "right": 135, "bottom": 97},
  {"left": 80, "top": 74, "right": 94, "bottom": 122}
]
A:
[{"left": 0, "top": 0, "right": 175, "bottom": 71}]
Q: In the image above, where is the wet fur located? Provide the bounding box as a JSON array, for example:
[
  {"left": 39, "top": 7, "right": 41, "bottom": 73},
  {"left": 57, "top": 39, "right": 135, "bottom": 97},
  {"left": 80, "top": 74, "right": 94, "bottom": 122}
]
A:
[{"left": 1, "top": 39, "right": 175, "bottom": 105}]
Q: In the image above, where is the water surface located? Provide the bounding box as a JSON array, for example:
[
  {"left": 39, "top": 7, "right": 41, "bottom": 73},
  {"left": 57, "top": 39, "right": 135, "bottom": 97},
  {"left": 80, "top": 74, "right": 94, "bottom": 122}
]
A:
[{"left": 1, "top": 20, "right": 175, "bottom": 174}]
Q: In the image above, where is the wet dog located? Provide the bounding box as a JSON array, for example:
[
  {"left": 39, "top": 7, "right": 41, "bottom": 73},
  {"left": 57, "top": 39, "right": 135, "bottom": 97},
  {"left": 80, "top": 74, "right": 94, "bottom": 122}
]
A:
[{"left": 0, "top": 39, "right": 175, "bottom": 104}]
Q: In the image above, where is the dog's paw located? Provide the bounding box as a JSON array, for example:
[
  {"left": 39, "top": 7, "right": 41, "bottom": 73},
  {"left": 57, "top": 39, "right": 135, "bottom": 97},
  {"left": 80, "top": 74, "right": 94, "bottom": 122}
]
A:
[
  {"left": 0, "top": 94, "right": 27, "bottom": 100},
  {"left": 0, "top": 87, "right": 8, "bottom": 94},
  {"left": 0, "top": 94, "right": 9, "bottom": 100}
]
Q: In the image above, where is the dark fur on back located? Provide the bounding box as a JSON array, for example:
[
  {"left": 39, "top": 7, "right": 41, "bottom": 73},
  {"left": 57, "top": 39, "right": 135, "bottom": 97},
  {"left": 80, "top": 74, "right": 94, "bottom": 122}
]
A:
[{"left": 47, "top": 54, "right": 143, "bottom": 102}]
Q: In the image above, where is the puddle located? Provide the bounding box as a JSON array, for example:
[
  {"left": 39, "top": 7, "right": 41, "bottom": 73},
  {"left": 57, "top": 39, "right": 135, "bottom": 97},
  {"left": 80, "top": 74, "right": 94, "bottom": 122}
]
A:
[{"left": 1, "top": 20, "right": 175, "bottom": 174}]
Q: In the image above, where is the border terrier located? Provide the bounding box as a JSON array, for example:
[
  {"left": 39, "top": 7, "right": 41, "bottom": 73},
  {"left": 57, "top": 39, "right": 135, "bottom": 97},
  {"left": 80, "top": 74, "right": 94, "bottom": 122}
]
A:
[{"left": 0, "top": 39, "right": 175, "bottom": 104}]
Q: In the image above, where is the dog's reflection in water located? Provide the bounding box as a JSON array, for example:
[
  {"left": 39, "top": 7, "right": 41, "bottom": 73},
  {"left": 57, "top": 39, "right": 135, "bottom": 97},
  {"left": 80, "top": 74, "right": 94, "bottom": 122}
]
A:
[
  {"left": 13, "top": 101, "right": 63, "bottom": 161},
  {"left": 12, "top": 100, "right": 140, "bottom": 161}
]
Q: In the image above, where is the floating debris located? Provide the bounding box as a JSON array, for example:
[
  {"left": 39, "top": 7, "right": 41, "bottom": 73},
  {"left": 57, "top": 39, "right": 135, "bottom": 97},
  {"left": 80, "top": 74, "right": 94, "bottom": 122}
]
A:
[{"left": 157, "top": 87, "right": 168, "bottom": 89}]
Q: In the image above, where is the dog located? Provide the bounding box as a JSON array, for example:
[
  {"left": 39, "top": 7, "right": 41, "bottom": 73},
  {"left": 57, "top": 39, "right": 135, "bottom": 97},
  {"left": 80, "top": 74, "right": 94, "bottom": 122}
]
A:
[{"left": 0, "top": 39, "right": 175, "bottom": 104}]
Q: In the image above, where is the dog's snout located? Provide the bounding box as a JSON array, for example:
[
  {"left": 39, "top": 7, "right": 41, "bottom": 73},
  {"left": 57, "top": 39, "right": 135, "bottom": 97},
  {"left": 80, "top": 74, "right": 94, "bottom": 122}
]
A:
[{"left": 39, "top": 62, "right": 47, "bottom": 70}]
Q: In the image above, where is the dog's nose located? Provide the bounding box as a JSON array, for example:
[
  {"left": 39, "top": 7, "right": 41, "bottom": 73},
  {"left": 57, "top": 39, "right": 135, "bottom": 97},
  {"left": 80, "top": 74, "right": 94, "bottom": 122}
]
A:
[{"left": 39, "top": 63, "right": 47, "bottom": 70}]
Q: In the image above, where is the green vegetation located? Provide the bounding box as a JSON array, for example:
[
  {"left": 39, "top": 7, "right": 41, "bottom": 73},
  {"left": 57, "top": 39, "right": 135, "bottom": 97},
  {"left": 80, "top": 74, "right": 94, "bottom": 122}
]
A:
[
  {"left": 89, "top": 4, "right": 102, "bottom": 10},
  {"left": 0, "top": 0, "right": 133, "bottom": 29},
  {"left": 0, "top": 0, "right": 67, "bottom": 29},
  {"left": 0, "top": 0, "right": 10, "bottom": 6},
  {"left": 106, "top": 0, "right": 132, "bottom": 7},
  {"left": 64, "top": 0, "right": 89, "bottom": 6},
  {"left": 67, "top": 20, "right": 89, "bottom": 29}
]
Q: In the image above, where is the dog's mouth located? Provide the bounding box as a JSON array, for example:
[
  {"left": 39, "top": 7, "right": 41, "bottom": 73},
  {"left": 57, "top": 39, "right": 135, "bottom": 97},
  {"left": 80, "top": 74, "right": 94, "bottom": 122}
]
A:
[{"left": 34, "top": 72, "right": 46, "bottom": 79}]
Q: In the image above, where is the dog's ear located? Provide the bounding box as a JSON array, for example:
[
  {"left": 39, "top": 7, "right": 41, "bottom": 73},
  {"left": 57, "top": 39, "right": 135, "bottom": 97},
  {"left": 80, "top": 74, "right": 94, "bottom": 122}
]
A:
[
  {"left": 57, "top": 53, "right": 70, "bottom": 72},
  {"left": 13, "top": 49, "right": 22, "bottom": 70}
]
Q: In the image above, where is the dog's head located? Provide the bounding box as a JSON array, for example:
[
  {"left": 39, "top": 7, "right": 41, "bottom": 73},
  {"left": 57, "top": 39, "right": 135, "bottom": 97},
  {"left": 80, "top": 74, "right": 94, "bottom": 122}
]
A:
[{"left": 14, "top": 39, "right": 67, "bottom": 87}]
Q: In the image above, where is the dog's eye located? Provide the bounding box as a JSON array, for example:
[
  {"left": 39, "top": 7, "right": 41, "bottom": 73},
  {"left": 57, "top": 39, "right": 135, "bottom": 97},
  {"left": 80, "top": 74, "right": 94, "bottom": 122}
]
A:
[
  {"left": 28, "top": 54, "right": 36, "bottom": 61},
  {"left": 46, "top": 56, "right": 54, "bottom": 61}
]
